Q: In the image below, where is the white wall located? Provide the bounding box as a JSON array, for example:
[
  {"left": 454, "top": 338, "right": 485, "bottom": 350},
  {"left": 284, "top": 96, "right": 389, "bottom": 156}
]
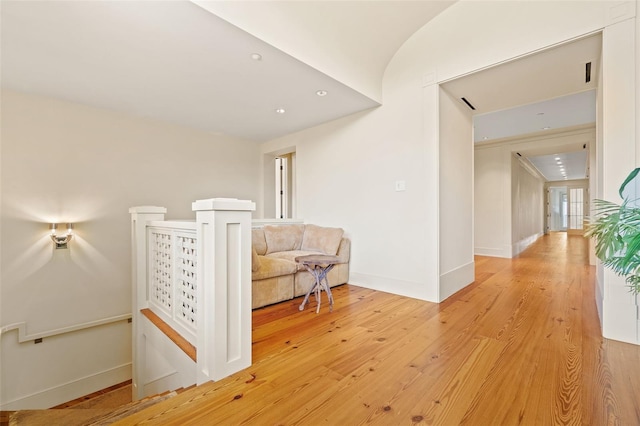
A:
[
  {"left": 473, "top": 149, "right": 544, "bottom": 259},
  {"left": 262, "top": 101, "right": 437, "bottom": 301},
  {"left": 511, "top": 156, "right": 545, "bottom": 256},
  {"left": 259, "top": 2, "right": 611, "bottom": 303},
  {"left": 439, "top": 88, "right": 474, "bottom": 299},
  {"left": 0, "top": 90, "right": 260, "bottom": 409},
  {"left": 474, "top": 145, "right": 512, "bottom": 258}
]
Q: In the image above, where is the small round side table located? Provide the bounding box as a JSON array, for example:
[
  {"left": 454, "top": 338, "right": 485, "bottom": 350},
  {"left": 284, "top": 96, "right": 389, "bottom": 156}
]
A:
[{"left": 295, "top": 254, "right": 340, "bottom": 313}]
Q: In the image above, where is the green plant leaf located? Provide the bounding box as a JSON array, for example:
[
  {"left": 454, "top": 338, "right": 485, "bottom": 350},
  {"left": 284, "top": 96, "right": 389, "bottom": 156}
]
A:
[
  {"left": 626, "top": 274, "right": 640, "bottom": 294},
  {"left": 587, "top": 170, "right": 640, "bottom": 294},
  {"left": 619, "top": 167, "right": 640, "bottom": 199}
]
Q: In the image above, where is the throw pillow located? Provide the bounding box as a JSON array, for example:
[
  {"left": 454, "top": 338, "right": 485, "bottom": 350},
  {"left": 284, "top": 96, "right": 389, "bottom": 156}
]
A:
[
  {"left": 264, "top": 224, "right": 305, "bottom": 254},
  {"left": 301, "top": 224, "right": 344, "bottom": 255}
]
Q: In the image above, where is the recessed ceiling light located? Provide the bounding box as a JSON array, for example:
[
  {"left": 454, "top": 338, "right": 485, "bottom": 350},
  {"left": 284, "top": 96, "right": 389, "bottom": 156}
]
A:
[
  {"left": 251, "top": 53, "right": 262, "bottom": 61},
  {"left": 542, "top": 126, "right": 551, "bottom": 130},
  {"left": 275, "top": 108, "right": 286, "bottom": 114},
  {"left": 483, "top": 137, "right": 489, "bottom": 140},
  {"left": 316, "top": 90, "right": 328, "bottom": 97}
]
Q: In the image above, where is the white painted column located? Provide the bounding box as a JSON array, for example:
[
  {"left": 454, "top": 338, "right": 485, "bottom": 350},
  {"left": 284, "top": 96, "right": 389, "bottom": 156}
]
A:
[
  {"left": 634, "top": 0, "right": 640, "bottom": 341},
  {"left": 438, "top": 87, "right": 475, "bottom": 300},
  {"left": 600, "top": 9, "right": 638, "bottom": 344},
  {"left": 422, "top": 80, "right": 441, "bottom": 303},
  {"left": 129, "top": 206, "right": 167, "bottom": 400},
  {"left": 192, "top": 198, "right": 255, "bottom": 383},
  {"left": 637, "top": 0, "right": 640, "bottom": 166}
]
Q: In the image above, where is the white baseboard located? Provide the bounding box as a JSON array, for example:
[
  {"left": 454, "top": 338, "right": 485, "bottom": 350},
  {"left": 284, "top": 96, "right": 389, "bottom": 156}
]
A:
[
  {"left": 512, "top": 232, "right": 543, "bottom": 257},
  {"left": 439, "top": 261, "right": 475, "bottom": 301},
  {"left": 348, "top": 272, "right": 438, "bottom": 303},
  {"left": 143, "top": 371, "right": 182, "bottom": 398},
  {"left": 474, "top": 246, "right": 511, "bottom": 258},
  {"left": 0, "top": 363, "right": 131, "bottom": 410}
]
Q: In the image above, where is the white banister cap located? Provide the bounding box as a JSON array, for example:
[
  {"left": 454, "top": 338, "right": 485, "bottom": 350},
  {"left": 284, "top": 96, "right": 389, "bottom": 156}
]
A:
[
  {"left": 192, "top": 198, "right": 256, "bottom": 212},
  {"left": 129, "top": 206, "right": 167, "bottom": 214}
]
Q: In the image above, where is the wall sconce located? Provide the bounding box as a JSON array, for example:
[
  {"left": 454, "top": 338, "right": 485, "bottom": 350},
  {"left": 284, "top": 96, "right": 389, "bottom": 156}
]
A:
[{"left": 50, "top": 223, "right": 73, "bottom": 249}]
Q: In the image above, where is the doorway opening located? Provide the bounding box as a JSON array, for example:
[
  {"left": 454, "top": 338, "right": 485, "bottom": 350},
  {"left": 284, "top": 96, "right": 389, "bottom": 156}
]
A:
[
  {"left": 263, "top": 149, "right": 296, "bottom": 219},
  {"left": 547, "top": 185, "right": 587, "bottom": 234},
  {"left": 275, "top": 154, "right": 295, "bottom": 219},
  {"left": 548, "top": 186, "right": 568, "bottom": 231}
]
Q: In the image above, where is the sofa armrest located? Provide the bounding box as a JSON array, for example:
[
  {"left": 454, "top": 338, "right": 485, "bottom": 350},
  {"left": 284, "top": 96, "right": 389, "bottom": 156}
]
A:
[{"left": 336, "top": 238, "right": 350, "bottom": 264}]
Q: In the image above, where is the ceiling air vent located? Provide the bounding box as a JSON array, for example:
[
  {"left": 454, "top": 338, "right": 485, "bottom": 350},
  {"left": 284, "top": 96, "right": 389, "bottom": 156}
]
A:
[
  {"left": 461, "top": 97, "right": 476, "bottom": 111},
  {"left": 585, "top": 62, "right": 592, "bottom": 83}
]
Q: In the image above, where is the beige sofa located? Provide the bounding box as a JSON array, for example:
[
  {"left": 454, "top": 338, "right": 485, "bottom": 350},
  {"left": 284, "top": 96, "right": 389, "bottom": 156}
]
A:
[{"left": 251, "top": 224, "right": 350, "bottom": 309}]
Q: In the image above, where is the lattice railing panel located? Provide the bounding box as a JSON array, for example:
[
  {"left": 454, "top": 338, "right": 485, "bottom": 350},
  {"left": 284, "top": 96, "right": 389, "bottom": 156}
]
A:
[
  {"left": 176, "top": 233, "right": 197, "bottom": 331},
  {"left": 147, "top": 226, "right": 198, "bottom": 342},
  {"left": 149, "top": 230, "right": 172, "bottom": 314}
]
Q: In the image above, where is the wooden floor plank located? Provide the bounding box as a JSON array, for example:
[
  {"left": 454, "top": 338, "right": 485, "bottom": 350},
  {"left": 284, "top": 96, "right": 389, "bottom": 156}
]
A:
[{"left": 115, "top": 233, "right": 640, "bottom": 426}]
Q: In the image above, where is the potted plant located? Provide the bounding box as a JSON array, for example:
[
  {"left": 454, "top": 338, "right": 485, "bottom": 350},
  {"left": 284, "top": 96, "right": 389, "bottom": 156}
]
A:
[{"left": 586, "top": 168, "right": 640, "bottom": 293}]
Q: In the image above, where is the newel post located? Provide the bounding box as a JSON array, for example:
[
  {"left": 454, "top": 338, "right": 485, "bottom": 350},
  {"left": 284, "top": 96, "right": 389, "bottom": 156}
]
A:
[
  {"left": 192, "top": 198, "right": 256, "bottom": 383},
  {"left": 129, "top": 206, "right": 167, "bottom": 400}
]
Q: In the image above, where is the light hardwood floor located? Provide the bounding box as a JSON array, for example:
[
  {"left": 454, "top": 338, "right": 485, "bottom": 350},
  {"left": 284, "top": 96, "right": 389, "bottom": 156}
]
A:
[{"left": 117, "top": 233, "right": 640, "bottom": 425}]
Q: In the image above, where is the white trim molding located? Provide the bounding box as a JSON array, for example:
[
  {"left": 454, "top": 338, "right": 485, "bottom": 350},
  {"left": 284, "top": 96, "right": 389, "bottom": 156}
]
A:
[
  {"left": 440, "top": 261, "right": 475, "bottom": 301},
  {"left": 0, "top": 364, "right": 131, "bottom": 410},
  {"left": 1, "top": 314, "right": 132, "bottom": 343},
  {"left": 512, "top": 233, "right": 544, "bottom": 257}
]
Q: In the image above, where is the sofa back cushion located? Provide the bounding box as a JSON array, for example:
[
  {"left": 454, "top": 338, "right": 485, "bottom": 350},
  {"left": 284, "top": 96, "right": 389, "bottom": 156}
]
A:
[
  {"left": 264, "top": 224, "right": 305, "bottom": 254},
  {"left": 252, "top": 228, "right": 267, "bottom": 255},
  {"left": 301, "top": 224, "right": 344, "bottom": 255}
]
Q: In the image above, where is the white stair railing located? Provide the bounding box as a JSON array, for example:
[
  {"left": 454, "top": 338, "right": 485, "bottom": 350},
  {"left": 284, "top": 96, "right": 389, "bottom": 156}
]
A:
[
  {"left": 146, "top": 221, "right": 198, "bottom": 345},
  {"left": 130, "top": 198, "right": 255, "bottom": 400}
]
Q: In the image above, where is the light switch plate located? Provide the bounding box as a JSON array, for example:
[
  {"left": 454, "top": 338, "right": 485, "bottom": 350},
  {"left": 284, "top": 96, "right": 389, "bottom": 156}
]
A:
[{"left": 395, "top": 180, "right": 406, "bottom": 192}]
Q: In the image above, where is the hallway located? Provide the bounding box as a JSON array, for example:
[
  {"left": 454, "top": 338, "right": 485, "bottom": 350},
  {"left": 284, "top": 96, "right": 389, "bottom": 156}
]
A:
[
  {"left": 118, "top": 232, "right": 640, "bottom": 425},
  {"left": 471, "top": 232, "right": 639, "bottom": 424}
]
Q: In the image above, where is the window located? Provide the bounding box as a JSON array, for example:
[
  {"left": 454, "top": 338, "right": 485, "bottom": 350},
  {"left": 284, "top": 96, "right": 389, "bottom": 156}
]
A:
[{"left": 568, "top": 188, "right": 584, "bottom": 230}]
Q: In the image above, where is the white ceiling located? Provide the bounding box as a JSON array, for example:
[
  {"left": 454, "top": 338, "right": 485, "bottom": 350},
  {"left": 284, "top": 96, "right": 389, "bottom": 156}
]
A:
[
  {"left": 441, "top": 34, "right": 601, "bottom": 116},
  {"left": 527, "top": 150, "right": 589, "bottom": 182},
  {"left": 0, "top": 1, "right": 602, "bottom": 181},
  {"left": 192, "top": 0, "right": 455, "bottom": 103},
  {"left": 0, "top": 1, "right": 453, "bottom": 142},
  {"left": 442, "top": 33, "right": 601, "bottom": 182},
  {"left": 473, "top": 90, "right": 596, "bottom": 143}
]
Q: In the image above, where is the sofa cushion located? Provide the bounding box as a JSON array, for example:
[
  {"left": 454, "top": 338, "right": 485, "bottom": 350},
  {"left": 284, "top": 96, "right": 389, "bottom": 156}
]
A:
[
  {"left": 251, "top": 256, "right": 298, "bottom": 281},
  {"left": 252, "top": 275, "right": 294, "bottom": 309},
  {"left": 252, "top": 228, "right": 267, "bottom": 255},
  {"left": 266, "top": 250, "right": 325, "bottom": 271},
  {"left": 264, "top": 224, "right": 305, "bottom": 254},
  {"left": 301, "top": 224, "right": 344, "bottom": 255}
]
